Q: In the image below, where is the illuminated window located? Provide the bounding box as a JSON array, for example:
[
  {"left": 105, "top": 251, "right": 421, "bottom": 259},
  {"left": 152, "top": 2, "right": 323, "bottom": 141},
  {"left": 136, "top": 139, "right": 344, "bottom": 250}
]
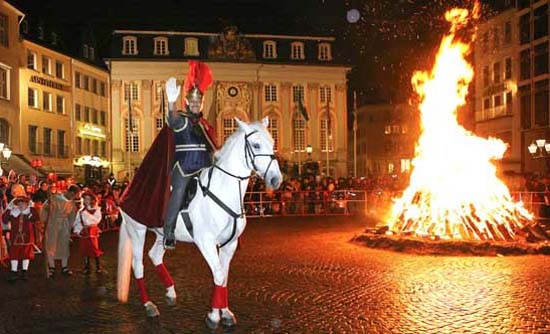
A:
[
  {"left": 266, "top": 117, "right": 279, "bottom": 151},
  {"left": 401, "top": 159, "right": 411, "bottom": 173},
  {"left": 320, "top": 85, "right": 332, "bottom": 103},
  {"left": 320, "top": 115, "right": 334, "bottom": 152},
  {"left": 124, "top": 82, "right": 139, "bottom": 102},
  {"left": 27, "top": 51, "right": 37, "bottom": 70},
  {"left": 184, "top": 38, "right": 199, "bottom": 56},
  {"left": 43, "top": 92, "right": 52, "bottom": 111},
  {"left": 223, "top": 118, "right": 237, "bottom": 142},
  {"left": 293, "top": 116, "right": 305, "bottom": 152},
  {"left": 28, "top": 88, "right": 38, "bottom": 108},
  {"left": 154, "top": 37, "right": 169, "bottom": 55},
  {"left": 263, "top": 40, "right": 277, "bottom": 59},
  {"left": 290, "top": 41, "right": 305, "bottom": 60},
  {"left": 125, "top": 118, "right": 139, "bottom": 152},
  {"left": 292, "top": 85, "right": 304, "bottom": 103},
  {"left": 156, "top": 115, "right": 163, "bottom": 130},
  {"left": 122, "top": 36, "right": 138, "bottom": 55},
  {"left": 264, "top": 84, "right": 277, "bottom": 102}
]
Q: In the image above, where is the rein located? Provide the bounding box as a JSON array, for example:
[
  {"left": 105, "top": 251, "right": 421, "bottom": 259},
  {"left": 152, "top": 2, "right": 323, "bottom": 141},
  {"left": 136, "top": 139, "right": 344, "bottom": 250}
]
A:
[{"left": 196, "top": 130, "right": 275, "bottom": 248}]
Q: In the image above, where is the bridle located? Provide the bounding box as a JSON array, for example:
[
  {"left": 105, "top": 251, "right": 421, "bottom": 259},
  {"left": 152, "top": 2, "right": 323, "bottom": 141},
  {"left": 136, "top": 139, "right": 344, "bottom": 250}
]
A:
[{"left": 243, "top": 130, "right": 276, "bottom": 180}]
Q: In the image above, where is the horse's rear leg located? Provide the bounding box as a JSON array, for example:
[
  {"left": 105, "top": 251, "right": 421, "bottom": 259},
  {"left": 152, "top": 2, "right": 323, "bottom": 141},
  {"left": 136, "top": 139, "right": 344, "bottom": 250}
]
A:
[
  {"left": 130, "top": 224, "right": 159, "bottom": 317},
  {"left": 149, "top": 230, "right": 176, "bottom": 305}
]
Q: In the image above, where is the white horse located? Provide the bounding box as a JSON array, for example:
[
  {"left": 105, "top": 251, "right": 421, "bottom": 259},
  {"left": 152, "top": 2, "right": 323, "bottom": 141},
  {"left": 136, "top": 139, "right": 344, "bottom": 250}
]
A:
[{"left": 117, "top": 117, "right": 282, "bottom": 329}]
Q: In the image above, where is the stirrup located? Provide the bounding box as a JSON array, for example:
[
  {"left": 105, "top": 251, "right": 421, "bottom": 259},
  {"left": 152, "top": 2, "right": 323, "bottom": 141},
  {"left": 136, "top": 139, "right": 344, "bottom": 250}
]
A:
[{"left": 164, "top": 238, "right": 176, "bottom": 250}]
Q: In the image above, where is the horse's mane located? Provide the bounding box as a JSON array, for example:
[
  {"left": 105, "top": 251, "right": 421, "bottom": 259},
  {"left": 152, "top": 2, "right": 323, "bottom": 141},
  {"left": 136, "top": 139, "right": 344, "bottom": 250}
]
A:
[{"left": 214, "top": 121, "right": 273, "bottom": 163}]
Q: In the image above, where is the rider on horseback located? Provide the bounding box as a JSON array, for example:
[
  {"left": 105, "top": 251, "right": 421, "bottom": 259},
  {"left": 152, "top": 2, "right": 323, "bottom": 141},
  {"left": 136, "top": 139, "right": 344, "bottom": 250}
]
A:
[{"left": 163, "top": 61, "right": 218, "bottom": 250}]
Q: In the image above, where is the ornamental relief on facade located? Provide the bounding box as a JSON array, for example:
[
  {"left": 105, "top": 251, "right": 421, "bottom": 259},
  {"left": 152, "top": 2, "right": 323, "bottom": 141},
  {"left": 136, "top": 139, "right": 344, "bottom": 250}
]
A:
[{"left": 216, "top": 82, "right": 251, "bottom": 117}]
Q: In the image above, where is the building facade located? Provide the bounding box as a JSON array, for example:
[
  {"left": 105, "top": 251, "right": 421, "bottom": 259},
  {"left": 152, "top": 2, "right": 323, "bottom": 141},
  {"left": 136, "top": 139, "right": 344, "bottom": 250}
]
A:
[
  {"left": 0, "top": 1, "right": 24, "bottom": 153},
  {"left": 356, "top": 103, "right": 418, "bottom": 177},
  {"left": 107, "top": 27, "right": 350, "bottom": 179},
  {"left": 474, "top": 8, "right": 520, "bottom": 172}
]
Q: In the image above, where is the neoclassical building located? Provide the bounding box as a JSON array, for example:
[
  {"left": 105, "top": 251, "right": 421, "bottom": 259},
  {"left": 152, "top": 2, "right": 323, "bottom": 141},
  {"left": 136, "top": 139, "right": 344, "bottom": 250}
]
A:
[{"left": 106, "top": 27, "right": 350, "bottom": 179}]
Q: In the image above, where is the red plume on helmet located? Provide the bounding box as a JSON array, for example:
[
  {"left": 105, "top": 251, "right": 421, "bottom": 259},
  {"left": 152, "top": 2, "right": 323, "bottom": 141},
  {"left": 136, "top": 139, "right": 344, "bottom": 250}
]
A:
[{"left": 183, "top": 61, "right": 213, "bottom": 99}]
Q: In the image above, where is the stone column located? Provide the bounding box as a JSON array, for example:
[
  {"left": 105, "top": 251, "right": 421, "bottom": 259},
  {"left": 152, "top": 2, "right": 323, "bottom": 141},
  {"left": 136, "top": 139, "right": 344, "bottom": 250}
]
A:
[
  {"left": 307, "top": 82, "right": 320, "bottom": 161},
  {"left": 110, "top": 79, "right": 124, "bottom": 177},
  {"left": 141, "top": 79, "right": 153, "bottom": 152},
  {"left": 335, "top": 82, "right": 348, "bottom": 177},
  {"left": 280, "top": 82, "right": 292, "bottom": 157}
]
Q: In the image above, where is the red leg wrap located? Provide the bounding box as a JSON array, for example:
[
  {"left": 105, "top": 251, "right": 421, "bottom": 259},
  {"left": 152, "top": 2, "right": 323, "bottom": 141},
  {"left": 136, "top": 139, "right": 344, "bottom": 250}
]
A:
[
  {"left": 155, "top": 263, "right": 175, "bottom": 288},
  {"left": 136, "top": 278, "right": 150, "bottom": 304},
  {"left": 211, "top": 285, "right": 228, "bottom": 309}
]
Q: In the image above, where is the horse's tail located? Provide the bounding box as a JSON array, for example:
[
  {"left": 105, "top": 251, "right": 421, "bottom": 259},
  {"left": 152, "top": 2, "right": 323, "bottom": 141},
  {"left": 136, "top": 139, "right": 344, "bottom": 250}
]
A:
[{"left": 117, "top": 211, "right": 133, "bottom": 303}]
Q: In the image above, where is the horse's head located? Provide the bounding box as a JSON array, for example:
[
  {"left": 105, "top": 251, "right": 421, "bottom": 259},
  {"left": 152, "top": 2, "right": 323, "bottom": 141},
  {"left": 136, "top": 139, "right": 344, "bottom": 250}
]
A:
[{"left": 235, "top": 117, "right": 282, "bottom": 190}]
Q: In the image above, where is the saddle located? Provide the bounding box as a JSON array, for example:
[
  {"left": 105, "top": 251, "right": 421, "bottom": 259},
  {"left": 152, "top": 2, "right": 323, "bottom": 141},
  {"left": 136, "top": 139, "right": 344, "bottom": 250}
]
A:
[{"left": 179, "top": 177, "right": 198, "bottom": 238}]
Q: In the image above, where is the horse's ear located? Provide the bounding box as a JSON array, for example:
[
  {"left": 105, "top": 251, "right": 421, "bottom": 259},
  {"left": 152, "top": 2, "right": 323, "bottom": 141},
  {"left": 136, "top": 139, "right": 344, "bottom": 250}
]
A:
[
  {"left": 235, "top": 118, "right": 250, "bottom": 132},
  {"left": 262, "top": 116, "right": 269, "bottom": 128}
]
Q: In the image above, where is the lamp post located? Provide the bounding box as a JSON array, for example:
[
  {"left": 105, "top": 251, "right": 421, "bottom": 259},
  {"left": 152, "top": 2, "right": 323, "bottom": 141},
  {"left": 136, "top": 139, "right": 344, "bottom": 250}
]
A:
[
  {"left": 528, "top": 139, "right": 550, "bottom": 174},
  {"left": 306, "top": 144, "right": 312, "bottom": 161},
  {"left": 0, "top": 143, "right": 12, "bottom": 175}
]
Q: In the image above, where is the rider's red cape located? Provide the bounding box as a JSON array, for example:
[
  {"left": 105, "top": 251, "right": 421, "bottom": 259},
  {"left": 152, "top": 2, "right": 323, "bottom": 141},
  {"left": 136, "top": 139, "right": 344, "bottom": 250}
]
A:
[{"left": 120, "top": 121, "right": 218, "bottom": 228}]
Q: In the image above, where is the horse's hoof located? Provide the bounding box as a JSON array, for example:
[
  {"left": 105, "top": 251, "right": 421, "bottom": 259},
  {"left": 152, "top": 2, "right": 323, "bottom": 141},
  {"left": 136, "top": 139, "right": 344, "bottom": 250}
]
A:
[
  {"left": 205, "top": 316, "right": 219, "bottom": 330},
  {"left": 221, "top": 315, "right": 237, "bottom": 329},
  {"left": 166, "top": 296, "right": 177, "bottom": 306},
  {"left": 144, "top": 301, "right": 160, "bottom": 318}
]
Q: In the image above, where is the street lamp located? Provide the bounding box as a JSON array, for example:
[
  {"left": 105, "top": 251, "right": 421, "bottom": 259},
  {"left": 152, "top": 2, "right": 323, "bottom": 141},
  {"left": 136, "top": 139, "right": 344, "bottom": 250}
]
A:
[
  {"left": 306, "top": 144, "right": 312, "bottom": 160},
  {"left": 2, "top": 147, "right": 12, "bottom": 159},
  {"left": 528, "top": 139, "right": 550, "bottom": 174}
]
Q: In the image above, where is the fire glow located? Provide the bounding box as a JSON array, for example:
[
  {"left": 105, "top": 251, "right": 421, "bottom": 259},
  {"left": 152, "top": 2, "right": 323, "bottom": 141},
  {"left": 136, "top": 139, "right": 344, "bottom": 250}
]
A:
[{"left": 387, "top": 4, "right": 533, "bottom": 241}]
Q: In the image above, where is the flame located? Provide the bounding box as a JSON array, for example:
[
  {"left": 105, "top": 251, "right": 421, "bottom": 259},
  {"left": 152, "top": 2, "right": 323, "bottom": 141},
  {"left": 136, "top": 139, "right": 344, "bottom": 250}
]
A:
[{"left": 387, "top": 4, "right": 533, "bottom": 241}]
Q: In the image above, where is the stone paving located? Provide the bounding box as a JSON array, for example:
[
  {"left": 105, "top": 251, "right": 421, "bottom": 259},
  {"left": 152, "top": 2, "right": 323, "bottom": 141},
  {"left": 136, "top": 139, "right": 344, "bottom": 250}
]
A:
[{"left": 0, "top": 215, "right": 550, "bottom": 334}]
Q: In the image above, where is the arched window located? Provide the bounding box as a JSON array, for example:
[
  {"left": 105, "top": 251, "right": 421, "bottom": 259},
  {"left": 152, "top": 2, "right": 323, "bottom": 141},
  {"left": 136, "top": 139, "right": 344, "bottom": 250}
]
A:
[
  {"left": 290, "top": 42, "right": 305, "bottom": 60},
  {"left": 122, "top": 36, "right": 138, "bottom": 55},
  {"left": 0, "top": 118, "right": 9, "bottom": 146},
  {"left": 154, "top": 37, "right": 169, "bottom": 55},
  {"left": 293, "top": 114, "right": 305, "bottom": 152},
  {"left": 263, "top": 40, "right": 277, "bottom": 59},
  {"left": 184, "top": 38, "right": 199, "bottom": 56},
  {"left": 318, "top": 43, "right": 332, "bottom": 61}
]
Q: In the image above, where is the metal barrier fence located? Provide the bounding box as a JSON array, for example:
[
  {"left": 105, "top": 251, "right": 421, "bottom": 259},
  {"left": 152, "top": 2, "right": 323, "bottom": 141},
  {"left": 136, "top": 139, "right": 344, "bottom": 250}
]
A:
[{"left": 243, "top": 190, "right": 367, "bottom": 217}]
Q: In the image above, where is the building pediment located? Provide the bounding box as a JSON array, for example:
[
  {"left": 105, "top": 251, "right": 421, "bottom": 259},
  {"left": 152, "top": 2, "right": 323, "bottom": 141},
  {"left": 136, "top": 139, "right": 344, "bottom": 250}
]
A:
[{"left": 208, "top": 26, "right": 256, "bottom": 61}]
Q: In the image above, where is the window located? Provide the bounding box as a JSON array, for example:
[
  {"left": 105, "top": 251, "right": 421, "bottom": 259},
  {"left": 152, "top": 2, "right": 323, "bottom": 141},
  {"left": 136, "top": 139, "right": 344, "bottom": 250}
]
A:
[
  {"left": 84, "top": 139, "right": 90, "bottom": 155},
  {"left": 519, "top": 0, "right": 530, "bottom": 9},
  {"left": 483, "top": 66, "right": 489, "bottom": 87},
  {"left": 56, "top": 95, "right": 65, "bottom": 114},
  {"left": 83, "top": 75, "right": 89, "bottom": 90},
  {"left": 43, "top": 92, "right": 52, "bottom": 111},
  {"left": 91, "top": 108, "right": 98, "bottom": 124},
  {"left": 84, "top": 107, "right": 90, "bottom": 122},
  {"left": 534, "top": 42, "right": 549, "bottom": 76},
  {"left": 42, "top": 56, "right": 52, "bottom": 75},
  {"left": 493, "top": 27, "right": 499, "bottom": 50},
  {"left": 92, "top": 140, "right": 99, "bottom": 156},
  {"left": 125, "top": 118, "right": 139, "bottom": 152},
  {"left": 263, "top": 41, "right": 277, "bottom": 59},
  {"left": 482, "top": 32, "right": 489, "bottom": 53},
  {"left": 57, "top": 130, "right": 65, "bottom": 158},
  {"left": 0, "top": 14, "right": 7, "bottom": 47},
  {"left": 520, "top": 49, "right": 531, "bottom": 80},
  {"left": 75, "top": 72, "right": 81, "bottom": 88},
  {"left": 124, "top": 82, "right": 139, "bottom": 102},
  {"left": 27, "top": 51, "right": 37, "bottom": 70},
  {"left": 75, "top": 104, "right": 81, "bottom": 121},
  {"left": 534, "top": 5, "right": 548, "bottom": 40},
  {"left": 154, "top": 37, "right": 169, "bottom": 55},
  {"left": 266, "top": 117, "right": 279, "bottom": 151},
  {"left": 92, "top": 78, "right": 97, "bottom": 94},
  {"left": 401, "top": 159, "right": 411, "bottom": 173},
  {"left": 291, "top": 42, "right": 305, "bottom": 60},
  {"left": 55, "top": 61, "right": 64, "bottom": 79},
  {"left": 293, "top": 117, "right": 305, "bottom": 152},
  {"left": 520, "top": 84, "right": 531, "bottom": 129},
  {"left": 505, "top": 57, "right": 512, "bottom": 80},
  {"left": 184, "top": 37, "right": 199, "bottom": 56},
  {"left": 156, "top": 115, "right": 164, "bottom": 130},
  {"left": 292, "top": 85, "right": 305, "bottom": 103},
  {"left": 264, "top": 84, "right": 277, "bottom": 102},
  {"left": 28, "top": 88, "right": 38, "bottom": 108},
  {"left": 506, "top": 91, "right": 512, "bottom": 114},
  {"left": 28, "top": 125, "right": 38, "bottom": 154},
  {"left": 493, "top": 62, "right": 501, "bottom": 84},
  {"left": 535, "top": 80, "right": 549, "bottom": 127},
  {"left": 222, "top": 118, "right": 237, "bottom": 142},
  {"left": 0, "top": 65, "right": 9, "bottom": 100},
  {"left": 520, "top": 14, "right": 530, "bottom": 45},
  {"left": 320, "top": 86, "right": 332, "bottom": 104},
  {"left": 483, "top": 97, "right": 491, "bottom": 110},
  {"left": 43, "top": 128, "right": 52, "bottom": 156},
  {"left": 122, "top": 36, "right": 138, "bottom": 55},
  {"left": 504, "top": 21, "right": 512, "bottom": 44},
  {"left": 75, "top": 137, "right": 82, "bottom": 155},
  {"left": 0, "top": 119, "right": 8, "bottom": 145},
  {"left": 100, "top": 82, "right": 106, "bottom": 97},
  {"left": 100, "top": 141, "right": 106, "bottom": 157},
  {"left": 100, "top": 111, "right": 106, "bottom": 126},
  {"left": 318, "top": 43, "right": 331, "bottom": 61},
  {"left": 494, "top": 94, "right": 503, "bottom": 107}
]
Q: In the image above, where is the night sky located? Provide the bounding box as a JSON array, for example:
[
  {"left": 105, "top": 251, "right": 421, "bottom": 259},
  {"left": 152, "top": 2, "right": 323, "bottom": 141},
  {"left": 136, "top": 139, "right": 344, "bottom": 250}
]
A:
[{"left": 13, "top": 0, "right": 503, "bottom": 105}]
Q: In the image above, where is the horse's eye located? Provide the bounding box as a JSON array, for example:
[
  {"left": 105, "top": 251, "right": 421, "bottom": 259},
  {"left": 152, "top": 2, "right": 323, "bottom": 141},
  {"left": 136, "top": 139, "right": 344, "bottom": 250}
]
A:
[{"left": 253, "top": 143, "right": 261, "bottom": 149}]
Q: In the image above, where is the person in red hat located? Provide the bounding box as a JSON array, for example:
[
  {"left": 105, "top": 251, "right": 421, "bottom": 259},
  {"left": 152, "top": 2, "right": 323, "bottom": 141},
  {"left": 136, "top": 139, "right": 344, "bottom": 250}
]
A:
[
  {"left": 73, "top": 191, "right": 103, "bottom": 274},
  {"left": 162, "top": 61, "right": 218, "bottom": 250},
  {"left": 3, "top": 196, "right": 39, "bottom": 281}
]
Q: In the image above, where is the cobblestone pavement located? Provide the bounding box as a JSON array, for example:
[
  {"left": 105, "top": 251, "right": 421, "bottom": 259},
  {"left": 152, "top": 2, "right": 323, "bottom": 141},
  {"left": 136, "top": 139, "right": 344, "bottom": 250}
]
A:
[{"left": 1, "top": 216, "right": 550, "bottom": 334}]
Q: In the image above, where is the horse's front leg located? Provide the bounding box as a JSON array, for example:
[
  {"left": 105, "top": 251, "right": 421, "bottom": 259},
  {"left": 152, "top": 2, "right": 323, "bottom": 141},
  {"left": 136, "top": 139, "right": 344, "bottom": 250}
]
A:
[
  {"left": 218, "top": 239, "right": 239, "bottom": 329},
  {"left": 149, "top": 229, "right": 176, "bottom": 305},
  {"left": 195, "top": 239, "right": 227, "bottom": 330}
]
